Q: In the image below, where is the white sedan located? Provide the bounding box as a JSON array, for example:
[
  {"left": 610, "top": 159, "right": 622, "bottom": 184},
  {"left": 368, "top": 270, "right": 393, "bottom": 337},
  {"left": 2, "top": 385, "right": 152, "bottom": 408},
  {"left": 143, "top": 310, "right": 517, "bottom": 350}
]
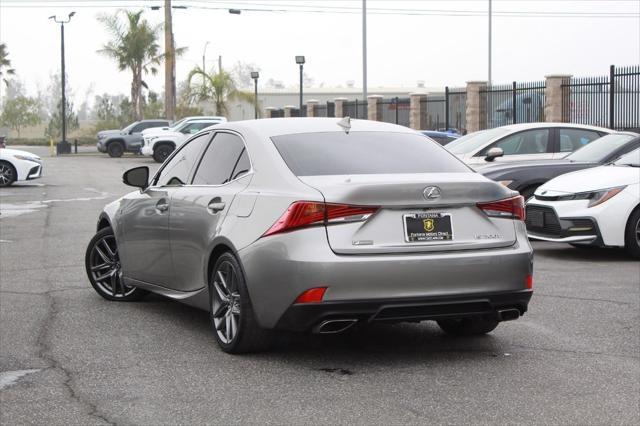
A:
[
  {"left": 525, "top": 148, "right": 640, "bottom": 258},
  {"left": 0, "top": 147, "right": 43, "bottom": 187}
]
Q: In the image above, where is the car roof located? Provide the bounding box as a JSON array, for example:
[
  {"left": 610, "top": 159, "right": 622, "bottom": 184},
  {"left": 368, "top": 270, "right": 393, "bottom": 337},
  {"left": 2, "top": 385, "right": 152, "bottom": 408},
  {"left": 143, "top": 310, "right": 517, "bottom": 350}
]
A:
[
  {"left": 491, "top": 122, "right": 611, "bottom": 132},
  {"left": 203, "top": 117, "right": 418, "bottom": 138}
]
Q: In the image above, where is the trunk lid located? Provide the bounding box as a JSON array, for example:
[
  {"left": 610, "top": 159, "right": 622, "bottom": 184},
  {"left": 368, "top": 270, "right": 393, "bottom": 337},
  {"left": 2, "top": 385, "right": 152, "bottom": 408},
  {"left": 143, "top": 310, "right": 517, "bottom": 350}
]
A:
[{"left": 299, "top": 173, "right": 518, "bottom": 254}]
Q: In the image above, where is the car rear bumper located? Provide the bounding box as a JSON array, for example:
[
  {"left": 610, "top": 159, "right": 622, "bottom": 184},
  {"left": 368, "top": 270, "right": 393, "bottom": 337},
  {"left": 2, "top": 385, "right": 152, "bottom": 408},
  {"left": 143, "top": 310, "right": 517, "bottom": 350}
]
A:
[
  {"left": 275, "top": 289, "right": 533, "bottom": 331},
  {"left": 239, "top": 226, "right": 533, "bottom": 329}
]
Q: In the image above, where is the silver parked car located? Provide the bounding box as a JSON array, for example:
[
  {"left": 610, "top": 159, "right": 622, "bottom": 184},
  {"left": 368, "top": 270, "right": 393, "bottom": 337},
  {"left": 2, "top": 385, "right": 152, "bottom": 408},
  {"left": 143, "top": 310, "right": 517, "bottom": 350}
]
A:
[{"left": 85, "top": 118, "right": 533, "bottom": 353}]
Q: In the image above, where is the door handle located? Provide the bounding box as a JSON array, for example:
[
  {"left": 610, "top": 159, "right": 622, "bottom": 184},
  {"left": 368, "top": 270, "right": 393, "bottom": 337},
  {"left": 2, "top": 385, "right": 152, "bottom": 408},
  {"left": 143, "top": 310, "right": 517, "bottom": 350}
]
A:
[
  {"left": 207, "top": 197, "right": 226, "bottom": 213},
  {"left": 156, "top": 199, "right": 169, "bottom": 213}
]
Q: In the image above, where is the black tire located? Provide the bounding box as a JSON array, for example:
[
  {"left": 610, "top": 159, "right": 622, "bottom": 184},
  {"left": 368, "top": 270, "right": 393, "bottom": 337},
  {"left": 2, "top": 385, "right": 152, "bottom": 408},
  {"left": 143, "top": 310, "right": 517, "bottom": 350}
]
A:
[
  {"left": 85, "top": 227, "right": 148, "bottom": 301},
  {"left": 437, "top": 316, "right": 499, "bottom": 336},
  {"left": 107, "top": 141, "right": 125, "bottom": 158},
  {"left": 153, "top": 144, "right": 174, "bottom": 163},
  {"left": 624, "top": 207, "right": 640, "bottom": 259},
  {"left": 0, "top": 160, "right": 17, "bottom": 187},
  {"left": 209, "top": 252, "right": 272, "bottom": 354}
]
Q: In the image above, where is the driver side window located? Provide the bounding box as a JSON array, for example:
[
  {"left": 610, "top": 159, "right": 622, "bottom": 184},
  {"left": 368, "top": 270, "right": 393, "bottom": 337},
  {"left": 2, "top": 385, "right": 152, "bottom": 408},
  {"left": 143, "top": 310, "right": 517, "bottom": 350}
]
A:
[
  {"left": 480, "top": 129, "right": 549, "bottom": 156},
  {"left": 154, "top": 133, "right": 210, "bottom": 187}
]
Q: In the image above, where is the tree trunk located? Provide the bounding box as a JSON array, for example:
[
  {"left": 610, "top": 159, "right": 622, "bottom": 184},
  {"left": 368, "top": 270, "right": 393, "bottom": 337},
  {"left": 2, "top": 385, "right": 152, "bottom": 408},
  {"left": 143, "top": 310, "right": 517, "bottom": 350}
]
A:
[
  {"left": 130, "top": 70, "right": 138, "bottom": 122},
  {"left": 131, "top": 67, "right": 143, "bottom": 121}
]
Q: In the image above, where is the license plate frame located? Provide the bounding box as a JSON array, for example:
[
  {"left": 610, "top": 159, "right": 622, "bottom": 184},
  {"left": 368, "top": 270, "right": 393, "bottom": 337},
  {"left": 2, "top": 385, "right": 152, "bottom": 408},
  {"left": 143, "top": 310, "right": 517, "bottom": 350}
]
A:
[{"left": 403, "top": 212, "right": 453, "bottom": 243}]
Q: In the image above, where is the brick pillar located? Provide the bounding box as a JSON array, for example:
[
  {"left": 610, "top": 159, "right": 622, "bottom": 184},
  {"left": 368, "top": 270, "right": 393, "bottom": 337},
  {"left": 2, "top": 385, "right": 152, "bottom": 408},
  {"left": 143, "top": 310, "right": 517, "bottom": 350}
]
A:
[
  {"left": 264, "top": 107, "right": 275, "bottom": 118},
  {"left": 465, "top": 81, "right": 488, "bottom": 133},
  {"left": 306, "top": 99, "right": 319, "bottom": 117},
  {"left": 410, "top": 93, "right": 426, "bottom": 130},
  {"left": 284, "top": 105, "right": 296, "bottom": 118},
  {"left": 334, "top": 97, "right": 347, "bottom": 117},
  {"left": 544, "top": 74, "right": 572, "bottom": 123},
  {"left": 367, "top": 95, "right": 383, "bottom": 121}
]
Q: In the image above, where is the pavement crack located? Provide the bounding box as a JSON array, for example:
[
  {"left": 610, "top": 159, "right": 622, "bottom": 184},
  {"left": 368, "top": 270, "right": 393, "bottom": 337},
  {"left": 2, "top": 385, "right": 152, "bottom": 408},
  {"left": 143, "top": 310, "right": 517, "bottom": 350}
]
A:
[{"left": 533, "top": 293, "right": 637, "bottom": 306}]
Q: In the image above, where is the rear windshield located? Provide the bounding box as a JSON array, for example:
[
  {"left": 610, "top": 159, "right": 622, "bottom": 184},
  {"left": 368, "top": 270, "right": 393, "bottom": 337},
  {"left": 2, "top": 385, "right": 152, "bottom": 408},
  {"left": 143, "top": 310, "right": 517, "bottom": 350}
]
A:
[{"left": 271, "top": 131, "right": 470, "bottom": 176}]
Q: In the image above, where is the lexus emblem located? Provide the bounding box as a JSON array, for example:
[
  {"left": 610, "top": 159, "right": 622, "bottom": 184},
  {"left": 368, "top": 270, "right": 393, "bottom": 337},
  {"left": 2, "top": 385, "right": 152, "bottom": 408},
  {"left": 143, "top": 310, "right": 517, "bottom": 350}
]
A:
[{"left": 423, "top": 186, "right": 442, "bottom": 200}]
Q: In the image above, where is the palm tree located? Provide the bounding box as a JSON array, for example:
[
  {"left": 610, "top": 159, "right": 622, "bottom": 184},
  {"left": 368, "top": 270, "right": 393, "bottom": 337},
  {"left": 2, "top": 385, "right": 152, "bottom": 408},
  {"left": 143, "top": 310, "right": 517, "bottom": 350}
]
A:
[
  {"left": 0, "top": 43, "right": 16, "bottom": 86},
  {"left": 97, "top": 10, "right": 162, "bottom": 121},
  {"left": 187, "top": 67, "right": 254, "bottom": 116}
]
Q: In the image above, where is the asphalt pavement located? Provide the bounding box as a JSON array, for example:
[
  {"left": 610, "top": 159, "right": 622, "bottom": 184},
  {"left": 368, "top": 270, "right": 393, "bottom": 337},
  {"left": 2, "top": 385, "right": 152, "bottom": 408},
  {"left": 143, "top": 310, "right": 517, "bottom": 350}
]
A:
[{"left": 1, "top": 146, "right": 638, "bottom": 425}]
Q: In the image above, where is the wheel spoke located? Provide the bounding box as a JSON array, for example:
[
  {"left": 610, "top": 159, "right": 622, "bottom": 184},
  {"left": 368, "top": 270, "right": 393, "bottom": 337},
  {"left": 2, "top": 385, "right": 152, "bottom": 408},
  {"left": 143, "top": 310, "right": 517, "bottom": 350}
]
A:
[
  {"left": 101, "top": 239, "right": 117, "bottom": 259},
  {"left": 230, "top": 314, "right": 237, "bottom": 339},
  {"left": 225, "top": 313, "right": 232, "bottom": 341},
  {"left": 95, "top": 270, "right": 114, "bottom": 282},
  {"left": 213, "top": 280, "right": 229, "bottom": 303},
  {"left": 110, "top": 272, "right": 118, "bottom": 295},
  {"left": 94, "top": 245, "right": 110, "bottom": 264},
  {"left": 212, "top": 302, "right": 228, "bottom": 318},
  {"left": 91, "top": 262, "right": 110, "bottom": 272}
]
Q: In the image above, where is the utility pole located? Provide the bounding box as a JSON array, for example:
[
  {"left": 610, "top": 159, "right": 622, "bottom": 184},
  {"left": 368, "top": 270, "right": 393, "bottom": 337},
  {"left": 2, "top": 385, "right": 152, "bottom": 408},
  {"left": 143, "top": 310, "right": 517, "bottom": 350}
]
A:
[
  {"left": 202, "top": 41, "right": 209, "bottom": 89},
  {"left": 488, "top": 0, "right": 492, "bottom": 87},
  {"left": 362, "top": 0, "right": 367, "bottom": 103},
  {"left": 218, "top": 55, "right": 222, "bottom": 73},
  {"left": 164, "top": 0, "right": 175, "bottom": 121}
]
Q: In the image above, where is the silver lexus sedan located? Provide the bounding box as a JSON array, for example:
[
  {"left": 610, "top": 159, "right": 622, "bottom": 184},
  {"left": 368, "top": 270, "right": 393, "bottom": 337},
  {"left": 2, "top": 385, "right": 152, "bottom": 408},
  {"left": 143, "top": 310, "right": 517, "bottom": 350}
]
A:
[{"left": 85, "top": 118, "right": 533, "bottom": 353}]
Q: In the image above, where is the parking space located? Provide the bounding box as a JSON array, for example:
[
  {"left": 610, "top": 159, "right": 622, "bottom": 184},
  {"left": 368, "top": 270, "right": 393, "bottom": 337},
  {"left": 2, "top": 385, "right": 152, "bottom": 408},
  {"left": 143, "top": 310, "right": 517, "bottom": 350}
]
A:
[{"left": 1, "top": 147, "right": 638, "bottom": 424}]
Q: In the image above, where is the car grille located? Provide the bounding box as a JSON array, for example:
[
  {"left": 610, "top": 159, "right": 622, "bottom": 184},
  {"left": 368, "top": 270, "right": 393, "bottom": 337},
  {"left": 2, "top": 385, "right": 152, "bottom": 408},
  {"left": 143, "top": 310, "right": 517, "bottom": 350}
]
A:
[{"left": 525, "top": 205, "right": 562, "bottom": 237}]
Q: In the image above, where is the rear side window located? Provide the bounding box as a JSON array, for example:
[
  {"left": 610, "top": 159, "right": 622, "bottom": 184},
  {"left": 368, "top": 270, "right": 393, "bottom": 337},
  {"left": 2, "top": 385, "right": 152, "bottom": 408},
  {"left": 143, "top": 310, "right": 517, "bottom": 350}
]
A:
[
  {"left": 558, "top": 128, "right": 602, "bottom": 152},
  {"left": 193, "top": 132, "right": 249, "bottom": 185},
  {"left": 271, "top": 131, "right": 469, "bottom": 176}
]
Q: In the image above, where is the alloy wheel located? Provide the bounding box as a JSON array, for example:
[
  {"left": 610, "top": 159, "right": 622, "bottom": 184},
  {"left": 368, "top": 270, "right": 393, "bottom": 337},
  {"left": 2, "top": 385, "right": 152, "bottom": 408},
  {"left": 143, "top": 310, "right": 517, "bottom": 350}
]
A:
[
  {"left": 88, "top": 235, "right": 135, "bottom": 298},
  {"left": 0, "top": 163, "right": 15, "bottom": 186},
  {"left": 636, "top": 217, "right": 640, "bottom": 248},
  {"left": 211, "top": 261, "right": 241, "bottom": 344}
]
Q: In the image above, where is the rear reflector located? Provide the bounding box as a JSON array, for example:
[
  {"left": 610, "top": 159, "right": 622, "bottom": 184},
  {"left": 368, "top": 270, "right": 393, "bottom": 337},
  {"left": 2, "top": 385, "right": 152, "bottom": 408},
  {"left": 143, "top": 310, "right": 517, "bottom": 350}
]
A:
[
  {"left": 526, "top": 275, "right": 533, "bottom": 289},
  {"left": 263, "top": 201, "right": 378, "bottom": 237},
  {"left": 294, "top": 287, "right": 327, "bottom": 304},
  {"left": 477, "top": 195, "right": 525, "bottom": 221}
]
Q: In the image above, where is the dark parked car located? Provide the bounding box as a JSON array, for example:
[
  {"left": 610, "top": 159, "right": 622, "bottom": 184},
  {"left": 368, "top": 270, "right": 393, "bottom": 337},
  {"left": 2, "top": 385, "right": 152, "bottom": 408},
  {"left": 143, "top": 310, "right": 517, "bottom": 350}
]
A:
[
  {"left": 97, "top": 119, "right": 170, "bottom": 157},
  {"left": 421, "top": 130, "right": 460, "bottom": 145},
  {"left": 477, "top": 132, "right": 640, "bottom": 199}
]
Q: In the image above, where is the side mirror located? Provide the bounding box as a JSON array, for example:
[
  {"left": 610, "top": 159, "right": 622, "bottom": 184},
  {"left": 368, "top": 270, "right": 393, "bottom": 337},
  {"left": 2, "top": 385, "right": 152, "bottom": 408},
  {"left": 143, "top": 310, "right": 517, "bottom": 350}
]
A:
[
  {"left": 123, "top": 166, "right": 149, "bottom": 189},
  {"left": 485, "top": 147, "right": 504, "bottom": 162}
]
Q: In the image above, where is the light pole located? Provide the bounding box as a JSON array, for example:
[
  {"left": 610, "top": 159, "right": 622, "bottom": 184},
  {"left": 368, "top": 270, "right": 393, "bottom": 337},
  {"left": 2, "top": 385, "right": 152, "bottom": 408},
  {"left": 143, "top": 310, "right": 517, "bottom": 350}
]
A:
[
  {"left": 251, "top": 71, "right": 259, "bottom": 119},
  {"left": 295, "top": 56, "right": 305, "bottom": 111},
  {"left": 49, "top": 11, "right": 75, "bottom": 155},
  {"left": 362, "top": 0, "right": 367, "bottom": 103},
  {"left": 202, "top": 41, "right": 210, "bottom": 87},
  {"left": 488, "top": 0, "right": 492, "bottom": 87}
]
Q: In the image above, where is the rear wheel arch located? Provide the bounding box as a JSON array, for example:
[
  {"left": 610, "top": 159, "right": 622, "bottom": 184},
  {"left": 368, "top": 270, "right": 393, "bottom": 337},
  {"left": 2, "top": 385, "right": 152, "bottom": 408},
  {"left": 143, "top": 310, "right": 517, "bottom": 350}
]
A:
[
  {"left": 97, "top": 216, "right": 111, "bottom": 232},
  {"left": 206, "top": 239, "right": 241, "bottom": 285}
]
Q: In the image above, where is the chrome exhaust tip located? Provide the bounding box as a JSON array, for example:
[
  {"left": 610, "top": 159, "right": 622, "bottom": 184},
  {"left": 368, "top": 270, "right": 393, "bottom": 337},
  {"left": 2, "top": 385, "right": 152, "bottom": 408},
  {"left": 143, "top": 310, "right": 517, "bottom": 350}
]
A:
[
  {"left": 313, "top": 319, "right": 358, "bottom": 334},
  {"left": 497, "top": 308, "right": 520, "bottom": 322}
]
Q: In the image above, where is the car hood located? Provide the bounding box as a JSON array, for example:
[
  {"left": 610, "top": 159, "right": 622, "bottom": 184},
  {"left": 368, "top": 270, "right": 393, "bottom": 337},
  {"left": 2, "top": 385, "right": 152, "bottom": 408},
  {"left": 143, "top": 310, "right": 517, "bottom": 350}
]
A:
[
  {"left": 536, "top": 164, "right": 640, "bottom": 195},
  {"left": 146, "top": 130, "right": 182, "bottom": 139},
  {"left": 97, "top": 130, "right": 123, "bottom": 137},
  {"left": 0, "top": 147, "right": 41, "bottom": 159},
  {"left": 476, "top": 159, "right": 577, "bottom": 173},
  {"left": 142, "top": 127, "right": 171, "bottom": 136}
]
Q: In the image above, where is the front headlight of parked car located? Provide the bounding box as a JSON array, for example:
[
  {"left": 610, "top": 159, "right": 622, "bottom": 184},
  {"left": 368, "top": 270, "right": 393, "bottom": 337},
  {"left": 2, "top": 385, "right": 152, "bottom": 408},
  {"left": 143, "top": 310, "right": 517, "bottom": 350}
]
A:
[
  {"left": 549, "top": 186, "right": 627, "bottom": 208},
  {"left": 14, "top": 154, "right": 41, "bottom": 163}
]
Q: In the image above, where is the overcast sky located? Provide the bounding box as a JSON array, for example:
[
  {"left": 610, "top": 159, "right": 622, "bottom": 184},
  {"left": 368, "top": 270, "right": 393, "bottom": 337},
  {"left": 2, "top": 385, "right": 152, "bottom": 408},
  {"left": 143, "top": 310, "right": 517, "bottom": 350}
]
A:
[{"left": 1, "top": 0, "right": 639, "bottom": 106}]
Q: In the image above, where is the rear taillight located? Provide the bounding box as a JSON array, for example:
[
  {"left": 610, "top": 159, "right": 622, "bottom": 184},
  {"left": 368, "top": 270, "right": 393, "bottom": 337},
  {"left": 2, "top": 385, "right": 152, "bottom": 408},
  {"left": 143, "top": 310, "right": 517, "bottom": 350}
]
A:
[
  {"left": 526, "top": 274, "right": 533, "bottom": 289},
  {"left": 477, "top": 195, "right": 525, "bottom": 221},
  {"left": 294, "top": 287, "right": 327, "bottom": 304},
  {"left": 263, "top": 201, "right": 378, "bottom": 237}
]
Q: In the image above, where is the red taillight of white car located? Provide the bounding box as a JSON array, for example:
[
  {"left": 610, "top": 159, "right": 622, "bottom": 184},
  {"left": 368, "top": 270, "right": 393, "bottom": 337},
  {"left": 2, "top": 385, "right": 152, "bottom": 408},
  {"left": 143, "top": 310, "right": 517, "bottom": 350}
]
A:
[
  {"left": 263, "top": 201, "right": 379, "bottom": 237},
  {"left": 477, "top": 195, "right": 526, "bottom": 221}
]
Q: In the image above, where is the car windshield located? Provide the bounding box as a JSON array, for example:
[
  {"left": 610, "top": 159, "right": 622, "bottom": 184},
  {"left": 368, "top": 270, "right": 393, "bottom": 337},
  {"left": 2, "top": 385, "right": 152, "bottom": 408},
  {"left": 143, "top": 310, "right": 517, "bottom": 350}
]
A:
[
  {"left": 271, "top": 131, "right": 470, "bottom": 176},
  {"left": 121, "top": 121, "right": 140, "bottom": 133},
  {"left": 613, "top": 148, "right": 640, "bottom": 167},
  {"left": 446, "top": 127, "right": 511, "bottom": 154},
  {"left": 567, "top": 134, "right": 637, "bottom": 162},
  {"left": 169, "top": 118, "right": 187, "bottom": 130}
]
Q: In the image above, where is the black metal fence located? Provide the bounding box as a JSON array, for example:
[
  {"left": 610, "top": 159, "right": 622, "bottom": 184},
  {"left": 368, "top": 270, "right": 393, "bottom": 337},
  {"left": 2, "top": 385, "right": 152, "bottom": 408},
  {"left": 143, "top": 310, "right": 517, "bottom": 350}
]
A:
[
  {"left": 289, "top": 106, "right": 307, "bottom": 117},
  {"left": 379, "top": 97, "right": 410, "bottom": 127},
  {"left": 562, "top": 65, "right": 640, "bottom": 131},
  {"left": 419, "top": 87, "right": 467, "bottom": 132},
  {"left": 315, "top": 101, "right": 335, "bottom": 117},
  {"left": 270, "top": 108, "right": 284, "bottom": 118},
  {"left": 482, "top": 81, "right": 545, "bottom": 129},
  {"left": 342, "top": 99, "right": 368, "bottom": 119}
]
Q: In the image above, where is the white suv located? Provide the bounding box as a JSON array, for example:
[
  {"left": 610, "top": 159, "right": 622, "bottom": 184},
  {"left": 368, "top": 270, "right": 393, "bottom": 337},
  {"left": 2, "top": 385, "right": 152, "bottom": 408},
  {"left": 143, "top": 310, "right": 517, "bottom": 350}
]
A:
[{"left": 141, "top": 116, "right": 226, "bottom": 162}]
